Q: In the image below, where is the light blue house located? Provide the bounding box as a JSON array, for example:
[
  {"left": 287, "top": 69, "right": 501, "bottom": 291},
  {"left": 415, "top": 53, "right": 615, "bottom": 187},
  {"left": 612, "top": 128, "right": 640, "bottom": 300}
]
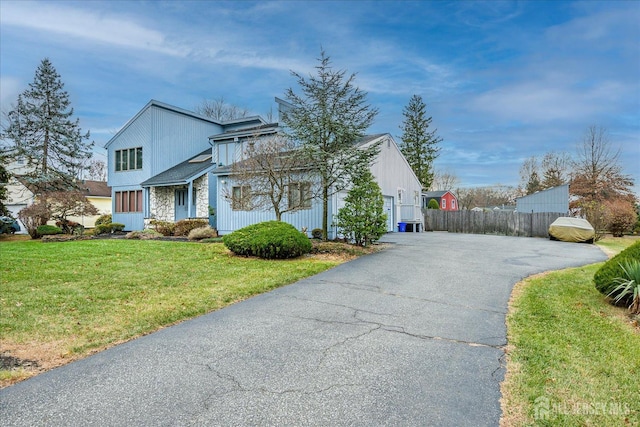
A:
[
  {"left": 106, "top": 100, "right": 423, "bottom": 235},
  {"left": 105, "top": 100, "right": 272, "bottom": 231},
  {"left": 212, "top": 133, "right": 424, "bottom": 237}
]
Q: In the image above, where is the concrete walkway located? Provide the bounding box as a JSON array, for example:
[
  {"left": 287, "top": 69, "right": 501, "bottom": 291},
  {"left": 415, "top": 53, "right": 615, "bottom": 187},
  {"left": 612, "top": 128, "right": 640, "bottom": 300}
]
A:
[{"left": 0, "top": 233, "right": 606, "bottom": 426}]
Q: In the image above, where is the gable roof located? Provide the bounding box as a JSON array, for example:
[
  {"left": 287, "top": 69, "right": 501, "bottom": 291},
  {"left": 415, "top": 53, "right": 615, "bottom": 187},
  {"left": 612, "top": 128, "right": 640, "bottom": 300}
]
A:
[
  {"left": 140, "top": 148, "right": 215, "bottom": 187},
  {"left": 210, "top": 134, "right": 390, "bottom": 176},
  {"left": 80, "top": 180, "right": 111, "bottom": 197},
  {"left": 209, "top": 123, "right": 279, "bottom": 142},
  {"left": 423, "top": 190, "right": 450, "bottom": 198},
  {"left": 104, "top": 100, "right": 223, "bottom": 149}
]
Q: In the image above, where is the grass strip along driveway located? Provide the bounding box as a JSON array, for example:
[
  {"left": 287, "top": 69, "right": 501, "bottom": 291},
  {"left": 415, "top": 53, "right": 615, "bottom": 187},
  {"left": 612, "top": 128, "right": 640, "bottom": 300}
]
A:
[
  {"left": 501, "top": 237, "right": 640, "bottom": 426},
  {"left": 0, "top": 239, "right": 343, "bottom": 386}
]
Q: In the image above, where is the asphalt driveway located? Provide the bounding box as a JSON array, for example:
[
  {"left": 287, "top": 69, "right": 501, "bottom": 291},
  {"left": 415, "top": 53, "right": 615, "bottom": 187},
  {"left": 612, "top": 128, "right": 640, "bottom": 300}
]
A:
[{"left": 0, "top": 233, "right": 607, "bottom": 426}]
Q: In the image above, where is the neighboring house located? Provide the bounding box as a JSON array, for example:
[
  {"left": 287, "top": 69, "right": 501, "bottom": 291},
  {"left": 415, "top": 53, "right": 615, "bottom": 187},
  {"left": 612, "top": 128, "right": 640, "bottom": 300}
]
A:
[
  {"left": 213, "top": 133, "right": 424, "bottom": 237},
  {"left": 105, "top": 99, "right": 274, "bottom": 231},
  {"left": 3, "top": 160, "right": 111, "bottom": 231},
  {"left": 422, "top": 190, "right": 459, "bottom": 211},
  {"left": 515, "top": 184, "right": 569, "bottom": 214},
  {"left": 67, "top": 180, "right": 112, "bottom": 228},
  {"left": 106, "top": 100, "right": 423, "bottom": 236}
]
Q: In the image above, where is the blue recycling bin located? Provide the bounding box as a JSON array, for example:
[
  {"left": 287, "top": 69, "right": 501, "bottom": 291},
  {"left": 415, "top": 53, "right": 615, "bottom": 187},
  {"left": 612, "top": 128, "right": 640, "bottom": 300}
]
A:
[{"left": 398, "top": 222, "right": 407, "bottom": 232}]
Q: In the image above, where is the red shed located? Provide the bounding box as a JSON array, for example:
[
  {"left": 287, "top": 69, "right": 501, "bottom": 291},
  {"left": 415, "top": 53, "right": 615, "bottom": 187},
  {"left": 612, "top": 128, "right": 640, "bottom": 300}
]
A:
[{"left": 422, "top": 190, "right": 459, "bottom": 211}]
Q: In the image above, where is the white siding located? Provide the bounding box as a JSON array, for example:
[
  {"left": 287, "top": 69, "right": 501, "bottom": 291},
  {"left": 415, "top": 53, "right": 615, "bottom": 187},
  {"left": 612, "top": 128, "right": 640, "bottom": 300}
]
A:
[{"left": 365, "top": 135, "right": 423, "bottom": 231}]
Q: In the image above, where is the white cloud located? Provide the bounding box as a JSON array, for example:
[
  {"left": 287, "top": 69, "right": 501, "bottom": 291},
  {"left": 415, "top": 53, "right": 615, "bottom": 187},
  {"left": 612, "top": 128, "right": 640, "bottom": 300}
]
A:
[
  {"left": 0, "top": 1, "right": 185, "bottom": 56},
  {"left": 0, "top": 76, "right": 22, "bottom": 112}
]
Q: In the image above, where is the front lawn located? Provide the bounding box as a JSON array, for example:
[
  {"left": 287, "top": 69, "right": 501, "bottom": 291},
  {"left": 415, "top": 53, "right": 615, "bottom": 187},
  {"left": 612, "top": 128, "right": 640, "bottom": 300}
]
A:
[
  {"left": 0, "top": 239, "right": 348, "bottom": 386},
  {"left": 501, "top": 237, "right": 640, "bottom": 426}
]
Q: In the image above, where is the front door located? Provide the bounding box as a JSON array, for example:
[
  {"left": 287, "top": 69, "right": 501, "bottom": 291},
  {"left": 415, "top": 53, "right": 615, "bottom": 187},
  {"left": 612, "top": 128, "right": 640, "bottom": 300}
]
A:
[
  {"left": 383, "top": 196, "right": 394, "bottom": 232},
  {"left": 175, "top": 189, "right": 188, "bottom": 221}
]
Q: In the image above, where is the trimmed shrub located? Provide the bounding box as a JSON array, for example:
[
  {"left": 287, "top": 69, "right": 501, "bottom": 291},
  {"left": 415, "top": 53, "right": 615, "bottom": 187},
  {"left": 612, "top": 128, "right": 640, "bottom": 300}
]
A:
[
  {"left": 223, "top": 221, "right": 312, "bottom": 259},
  {"left": 94, "top": 223, "right": 111, "bottom": 235},
  {"left": 111, "top": 223, "right": 125, "bottom": 232},
  {"left": 594, "top": 240, "right": 640, "bottom": 306},
  {"left": 95, "top": 214, "right": 112, "bottom": 226},
  {"left": 36, "top": 224, "right": 63, "bottom": 237},
  {"left": 427, "top": 199, "right": 440, "bottom": 210},
  {"left": 174, "top": 219, "right": 209, "bottom": 236},
  {"left": 188, "top": 226, "right": 218, "bottom": 241},
  {"left": 311, "top": 228, "right": 323, "bottom": 239},
  {"left": 94, "top": 222, "right": 125, "bottom": 235},
  {"left": 150, "top": 220, "right": 175, "bottom": 236}
]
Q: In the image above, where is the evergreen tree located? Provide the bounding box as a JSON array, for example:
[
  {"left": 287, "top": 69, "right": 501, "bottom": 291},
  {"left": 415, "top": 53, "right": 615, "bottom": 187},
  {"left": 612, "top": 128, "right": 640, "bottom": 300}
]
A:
[
  {"left": 399, "top": 95, "right": 442, "bottom": 190},
  {"left": 282, "top": 50, "right": 379, "bottom": 240},
  {"left": 334, "top": 167, "right": 387, "bottom": 246},
  {"left": 525, "top": 171, "right": 542, "bottom": 195},
  {"left": 3, "top": 58, "right": 93, "bottom": 193}
]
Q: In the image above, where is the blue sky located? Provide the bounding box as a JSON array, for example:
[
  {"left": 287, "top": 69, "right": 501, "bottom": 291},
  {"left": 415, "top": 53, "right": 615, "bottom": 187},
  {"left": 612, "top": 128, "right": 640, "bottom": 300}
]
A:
[{"left": 1, "top": 0, "right": 638, "bottom": 194}]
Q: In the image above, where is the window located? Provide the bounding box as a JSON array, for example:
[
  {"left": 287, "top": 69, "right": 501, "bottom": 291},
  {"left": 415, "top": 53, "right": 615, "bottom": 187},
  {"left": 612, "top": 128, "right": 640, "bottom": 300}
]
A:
[
  {"left": 115, "top": 190, "right": 142, "bottom": 213},
  {"left": 288, "top": 182, "right": 311, "bottom": 210},
  {"left": 217, "top": 142, "right": 238, "bottom": 166},
  {"left": 451, "top": 199, "right": 456, "bottom": 210},
  {"left": 115, "top": 147, "right": 143, "bottom": 171},
  {"left": 441, "top": 199, "right": 447, "bottom": 209},
  {"left": 231, "top": 185, "right": 252, "bottom": 210}
]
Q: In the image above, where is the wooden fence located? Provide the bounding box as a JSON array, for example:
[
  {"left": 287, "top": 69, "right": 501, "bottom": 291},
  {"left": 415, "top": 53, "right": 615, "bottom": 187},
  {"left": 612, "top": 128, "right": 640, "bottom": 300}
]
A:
[{"left": 423, "top": 210, "right": 566, "bottom": 238}]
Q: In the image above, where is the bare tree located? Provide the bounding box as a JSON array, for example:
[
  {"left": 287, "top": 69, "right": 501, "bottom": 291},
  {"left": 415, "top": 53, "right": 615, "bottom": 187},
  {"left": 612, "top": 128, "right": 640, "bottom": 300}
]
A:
[
  {"left": 570, "top": 126, "right": 635, "bottom": 204},
  {"left": 430, "top": 170, "right": 459, "bottom": 191},
  {"left": 228, "top": 135, "right": 318, "bottom": 221},
  {"left": 196, "top": 97, "right": 249, "bottom": 122},
  {"left": 456, "top": 185, "right": 518, "bottom": 210},
  {"left": 87, "top": 159, "right": 107, "bottom": 181}
]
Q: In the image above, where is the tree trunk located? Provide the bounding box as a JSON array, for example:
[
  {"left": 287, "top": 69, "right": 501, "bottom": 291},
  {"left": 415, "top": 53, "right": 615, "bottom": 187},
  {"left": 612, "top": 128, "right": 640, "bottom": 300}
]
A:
[{"left": 322, "top": 184, "right": 329, "bottom": 241}]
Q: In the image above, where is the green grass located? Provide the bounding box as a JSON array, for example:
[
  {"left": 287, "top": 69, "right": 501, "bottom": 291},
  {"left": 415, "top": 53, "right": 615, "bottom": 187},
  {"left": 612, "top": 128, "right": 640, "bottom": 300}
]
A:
[
  {"left": 502, "top": 237, "right": 640, "bottom": 426},
  {"left": 0, "top": 239, "right": 340, "bottom": 384}
]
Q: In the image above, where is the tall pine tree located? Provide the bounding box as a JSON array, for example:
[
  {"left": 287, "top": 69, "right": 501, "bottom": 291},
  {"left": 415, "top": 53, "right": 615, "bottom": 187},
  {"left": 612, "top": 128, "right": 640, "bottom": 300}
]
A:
[
  {"left": 282, "top": 50, "right": 379, "bottom": 240},
  {"left": 3, "top": 58, "right": 93, "bottom": 193},
  {"left": 399, "top": 95, "right": 442, "bottom": 190}
]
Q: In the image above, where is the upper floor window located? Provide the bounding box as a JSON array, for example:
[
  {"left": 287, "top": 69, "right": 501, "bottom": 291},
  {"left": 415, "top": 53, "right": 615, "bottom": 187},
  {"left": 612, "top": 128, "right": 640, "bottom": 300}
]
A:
[
  {"left": 451, "top": 199, "right": 456, "bottom": 209},
  {"left": 441, "top": 199, "right": 447, "bottom": 209},
  {"left": 217, "top": 142, "right": 239, "bottom": 167},
  {"left": 288, "top": 182, "right": 311, "bottom": 210},
  {"left": 115, "top": 147, "right": 143, "bottom": 172}
]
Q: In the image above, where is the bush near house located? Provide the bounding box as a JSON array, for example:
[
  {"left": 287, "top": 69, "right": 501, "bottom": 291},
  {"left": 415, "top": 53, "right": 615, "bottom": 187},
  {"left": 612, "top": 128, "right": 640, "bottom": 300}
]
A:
[
  {"left": 594, "top": 240, "right": 640, "bottom": 306},
  {"left": 95, "top": 214, "right": 112, "bottom": 226},
  {"left": 149, "top": 220, "right": 175, "bottom": 236},
  {"left": 223, "top": 221, "right": 312, "bottom": 259},
  {"left": 174, "top": 219, "right": 209, "bottom": 236},
  {"left": 427, "top": 198, "right": 440, "bottom": 209},
  {"left": 94, "top": 222, "right": 125, "bottom": 235}
]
